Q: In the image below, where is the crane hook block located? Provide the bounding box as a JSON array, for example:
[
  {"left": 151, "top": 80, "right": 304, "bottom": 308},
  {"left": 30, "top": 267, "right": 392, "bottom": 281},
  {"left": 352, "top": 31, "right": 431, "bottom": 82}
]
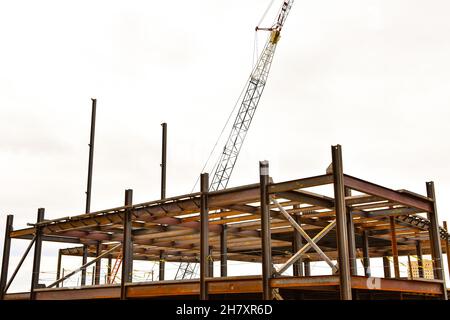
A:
[{"left": 270, "top": 30, "right": 281, "bottom": 44}]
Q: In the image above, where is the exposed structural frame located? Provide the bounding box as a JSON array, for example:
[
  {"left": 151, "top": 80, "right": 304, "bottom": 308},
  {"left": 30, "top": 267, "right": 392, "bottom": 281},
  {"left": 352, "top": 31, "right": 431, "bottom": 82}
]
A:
[{"left": 1, "top": 144, "right": 449, "bottom": 300}]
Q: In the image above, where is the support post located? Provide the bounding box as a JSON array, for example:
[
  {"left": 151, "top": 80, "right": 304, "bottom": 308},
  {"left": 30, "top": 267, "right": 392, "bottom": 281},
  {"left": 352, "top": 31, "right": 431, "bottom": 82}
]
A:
[
  {"left": 292, "top": 205, "right": 304, "bottom": 277},
  {"left": 220, "top": 221, "right": 228, "bottom": 277},
  {"left": 331, "top": 145, "right": 352, "bottom": 300},
  {"left": 107, "top": 255, "right": 112, "bottom": 284},
  {"left": 345, "top": 187, "right": 357, "bottom": 276},
  {"left": 389, "top": 217, "right": 400, "bottom": 278},
  {"left": 30, "top": 208, "right": 45, "bottom": 300},
  {"left": 56, "top": 250, "right": 62, "bottom": 288},
  {"left": 443, "top": 221, "right": 450, "bottom": 282},
  {"left": 200, "top": 173, "right": 209, "bottom": 300},
  {"left": 161, "top": 122, "right": 167, "bottom": 199},
  {"left": 0, "top": 215, "right": 13, "bottom": 300},
  {"left": 382, "top": 255, "right": 391, "bottom": 278},
  {"left": 416, "top": 241, "right": 424, "bottom": 278},
  {"left": 260, "top": 161, "right": 273, "bottom": 300},
  {"left": 362, "top": 230, "right": 371, "bottom": 277},
  {"left": 407, "top": 255, "right": 413, "bottom": 279},
  {"left": 121, "top": 189, "right": 133, "bottom": 300},
  {"left": 159, "top": 251, "right": 165, "bottom": 281},
  {"left": 94, "top": 242, "right": 101, "bottom": 285},
  {"left": 208, "top": 246, "right": 214, "bottom": 278},
  {"left": 304, "top": 259, "right": 311, "bottom": 276},
  {"left": 425, "top": 181, "right": 447, "bottom": 299},
  {"left": 81, "top": 244, "right": 88, "bottom": 286},
  {"left": 85, "top": 98, "right": 96, "bottom": 214}
]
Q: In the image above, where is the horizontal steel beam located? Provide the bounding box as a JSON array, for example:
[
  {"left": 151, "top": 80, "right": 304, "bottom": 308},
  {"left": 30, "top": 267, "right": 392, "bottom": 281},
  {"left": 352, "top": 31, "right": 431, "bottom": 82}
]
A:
[
  {"left": 4, "top": 275, "right": 444, "bottom": 300},
  {"left": 344, "top": 175, "right": 433, "bottom": 212}
]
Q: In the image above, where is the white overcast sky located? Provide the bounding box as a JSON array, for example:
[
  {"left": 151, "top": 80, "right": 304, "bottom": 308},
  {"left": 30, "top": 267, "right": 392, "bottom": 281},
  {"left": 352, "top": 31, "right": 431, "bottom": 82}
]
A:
[{"left": 1, "top": 0, "right": 450, "bottom": 292}]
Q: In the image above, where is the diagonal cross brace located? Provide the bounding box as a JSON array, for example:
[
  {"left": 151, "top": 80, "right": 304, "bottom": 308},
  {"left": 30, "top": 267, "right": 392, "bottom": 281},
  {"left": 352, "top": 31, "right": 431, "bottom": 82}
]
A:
[
  {"left": 271, "top": 197, "right": 338, "bottom": 274},
  {"left": 47, "top": 243, "right": 121, "bottom": 288},
  {"left": 275, "top": 219, "right": 337, "bottom": 275}
]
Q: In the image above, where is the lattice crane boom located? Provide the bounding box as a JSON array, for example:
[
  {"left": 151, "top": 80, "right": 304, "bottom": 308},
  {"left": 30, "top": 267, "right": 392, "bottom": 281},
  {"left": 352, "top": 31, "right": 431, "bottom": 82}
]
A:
[
  {"left": 209, "top": 0, "right": 294, "bottom": 191},
  {"left": 175, "top": 0, "right": 294, "bottom": 281}
]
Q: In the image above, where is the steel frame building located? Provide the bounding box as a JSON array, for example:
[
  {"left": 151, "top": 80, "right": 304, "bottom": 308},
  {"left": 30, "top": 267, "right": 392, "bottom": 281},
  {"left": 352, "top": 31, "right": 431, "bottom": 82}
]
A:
[{"left": 1, "top": 145, "right": 449, "bottom": 300}]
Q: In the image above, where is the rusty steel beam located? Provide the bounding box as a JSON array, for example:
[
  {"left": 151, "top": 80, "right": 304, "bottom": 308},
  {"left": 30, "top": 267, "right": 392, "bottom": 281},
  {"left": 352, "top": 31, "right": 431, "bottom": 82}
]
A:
[
  {"left": 292, "top": 205, "right": 303, "bottom": 277},
  {"left": 425, "top": 182, "right": 447, "bottom": 300},
  {"left": 276, "top": 191, "right": 334, "bottom": 209},
  {"left": 30, "top": 208, "right": 45, "bottom": 300},
  {"left": 208, "top": 246, "right": 214, "bottom": 278},
  {"left": 362, "top": 230, "right": 371, "bottom": 277},
  {"left": 5, "top": 274, "right": 445, "bottom": 300},
  {"left": 80, "top": 245, "right": 88, "bottom": 286},
  {"left": 220, "top": 219, "right": 228, "bottom": 277},
  {"left": 268, "top": 174, "right": 333, "bottom": 194},
  {"left": 121, "top": 189, "right": 133, "bottom": 300},
  {"left": 344, "top": 175, "right": 433, "bottom": 213},
  {"left": 159, "top": 251, "right": 165, "bottom": 281},
  {"left": 200, "top": 173, "right": 209, "bottom": 300},
  {"left": 390, "top": 217, "right": 400, "bottom": 278},
  {"left": 107, "top": 255, "right": 112, "bottom": 284},
  {"left": 85, "top": 98, "right": 96, "bottom": 214},
  {"left": 331, "top": 145, "right": 352, "bottom": 300},
  {"left": 56, "top": 250, "right": 62, "bottom": 288},
  {"left": 443, "top": 221, "right": 450, "bottom": 281},
  {"left": 416, "top": 241, "right": 424, "bottom": 278},
  {"left": 0, "top": 215, "right": 13, "bottom": 300},
  {"left": 4, "top": 236, "right": 36, "bottom": 294},
  {"left": 260, "top": 161, "right": 272, "bottom": 300},
  {"left": 345, "top": 188, "right": 357, "bottom": 276},
  {"left": 47, "top": 244, "right": 121, "bottom": 288},
  {"left": 161, "top": 122, "right": 167, "bottom": 199},
  {"left": 304, "top": 259, "right": 311, "bottom": 276},
  {"left": 383, "top": 255, "right": 391, "bottom": 278},
  {"left": 94, "top": 242, "right": 101, "bottom": 285}
]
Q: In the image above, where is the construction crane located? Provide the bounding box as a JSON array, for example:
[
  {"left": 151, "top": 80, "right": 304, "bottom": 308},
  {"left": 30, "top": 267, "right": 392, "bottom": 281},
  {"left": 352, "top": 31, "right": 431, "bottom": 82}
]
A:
[
  {"left": 210, "top": 0, "right": 294, "bottom": 191},
  {"left": 175, "top": 0, "right": 294, "bottom": 280}
]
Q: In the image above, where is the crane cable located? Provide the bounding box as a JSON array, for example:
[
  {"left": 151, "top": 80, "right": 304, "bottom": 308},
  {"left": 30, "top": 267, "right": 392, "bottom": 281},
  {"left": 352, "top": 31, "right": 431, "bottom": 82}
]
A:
[
  {"left": 190, "top": 0, "right": 277, "bottom": 193},
  {"left": 190, "top": 72, "right": 251, "bottom": 193},
  {"left": 257, "top": 0, "right": 276, "bottom": 28}
]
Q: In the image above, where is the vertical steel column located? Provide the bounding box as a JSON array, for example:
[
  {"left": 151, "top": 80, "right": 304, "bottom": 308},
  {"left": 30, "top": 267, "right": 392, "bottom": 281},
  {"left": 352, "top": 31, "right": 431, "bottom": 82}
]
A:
[
  {"left": 304, "top": 259, "right": 311, "bottom": 276},
  {"left": 443, "top": 221, "right": 450, "bottom": 281},
  {"left": 416, "top": 241, "right": 424, "bottom": 278},
  {"left": 260, "top": 161, "right": 273, "bottom": 300},
  {"left": 0, "top": 215, "right": 13, "bottom": 300},
  {"left": 107, "top": 255, "right": 112, "bottom": 284},
  {"left": 159, "top": 250, "right": 165, "bottom": 281},
  {"left": 80, "top": 244, "right": 88, "bottom": 286},
  {"left": 30, "top": 208, "right": 45, "bottom": 300},
  {"left": 220, "top": 222, "right": 228, "bottom": 277},
  {"left": 407, "top": 255, "right": 413, "bottom": 279},
  {"left": 200, "top": 173, "right": 209, "bottom": 300},
  {"left": 362, "top": 230, "right": 371, "bottom": 277},
  {"left": 425, "top": 182, "right": 447, "bottom": 299},
  {"left": 208, "top": 246, "right": 214, "bottom": 278},
  {"left": 85, "top": 98, "right": 96, "bottom": 214},
  {"left": 331, "top": 145, "right": 352, "bottom": 300},
  {"left": 161, "top": 122, "right": 167, "bottom": 199},
  {"left": 56, "top": 249, "right": 62, "bottom": 288},
  {"left": 382, "top": 256, "right": 391, "bottom": 278},
  {"left": 389, "top": 217, "right": 400, "bottom": 278},
  {"left": 345, "top": 187, "right": 357, "bottom": 276},
  {"left": 94, "top": 242, "right": 101, "bottom": 285},
  {"left": 121, "top": 189, "right": 133, "bottom": 300},
  {"left": 292, "top": 205, "right": 304, "bottom": 277}
]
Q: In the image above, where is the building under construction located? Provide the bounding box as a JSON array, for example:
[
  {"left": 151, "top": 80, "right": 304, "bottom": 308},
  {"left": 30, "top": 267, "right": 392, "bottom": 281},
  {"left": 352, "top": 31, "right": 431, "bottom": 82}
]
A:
[
  {"left": 1, "top": 1, "right": 449, "bottom": 301},
  {"left": 1, "top": 144, "right": 449, "bottom": 300}
]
